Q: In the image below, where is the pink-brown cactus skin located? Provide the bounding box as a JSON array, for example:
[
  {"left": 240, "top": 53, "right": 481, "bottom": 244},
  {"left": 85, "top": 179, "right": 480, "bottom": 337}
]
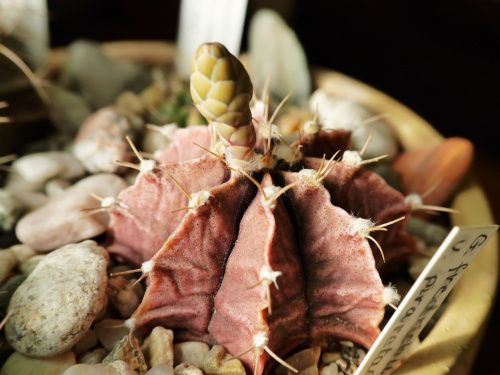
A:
[{"left": 106, "top": 42, "right": 419, "bottom": 374}]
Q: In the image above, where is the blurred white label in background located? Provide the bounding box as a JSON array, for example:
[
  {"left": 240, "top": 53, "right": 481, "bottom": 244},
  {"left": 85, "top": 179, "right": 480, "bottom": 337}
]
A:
[{"left": 176, "top": 0, "right": 248, "bottom": 77}]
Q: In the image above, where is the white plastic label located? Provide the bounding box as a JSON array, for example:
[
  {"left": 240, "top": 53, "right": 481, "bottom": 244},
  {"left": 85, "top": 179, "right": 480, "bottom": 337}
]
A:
[
  {"left": 176, "top": 0, "right": 248, "bottom": 77},
  {"left": 355, "top": 225, "right": 499, "bottom": 375}
]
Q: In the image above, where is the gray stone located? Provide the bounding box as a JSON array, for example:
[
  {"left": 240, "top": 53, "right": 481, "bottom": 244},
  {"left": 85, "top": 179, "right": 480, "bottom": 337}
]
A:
[
  {"left": 59, "top": 39, "right": 150, "bottom": 110},
  {"left": 46, "top": 86, "right": 93, "bottom": 137},
  {"left": 0, "top": 274, "right": 28, "bottom": 315},
  {"left": 5, "top": 240, "right": 109, "bottom": 357},
  {"left": 0, "top": 249, "right": 16, "bottom": 280}
]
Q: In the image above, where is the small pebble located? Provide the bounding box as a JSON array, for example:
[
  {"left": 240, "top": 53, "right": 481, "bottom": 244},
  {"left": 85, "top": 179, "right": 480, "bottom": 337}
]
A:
[
  {"left": 93, "top": 319, "right": 130, "bottom": 351},
  {"left": 141, "top": 326, "right": 174, "bottom": 368},
  {"left": 19, "top": 254, "right": 46, "bottom": 275},
  {"left": 0, "top": 351, "right": 76, "bottom": 375},
  {"left": 0, "top": 189, "right": 22, "bottom": 232},
  {"left": 407, "top": 218, "right": 450, "bottom": 246},
  {"left": 321, "top": 352, "right": 341, "bottom": 365},
  {"left": 46, "top": 85, "right": 93, "bottom": 137},
  {"left": 60, "top": 39, "right": 150, "bottom": 110},
  {"left": 203, "top": 345, "right": 245, "bottom": 375},
  {"left": 45, "top": 178, "right": 72, "bottom": 197},
  {"left": 5, "top": 240, "right": 109, "bottom": 357},
  {"left": 9, "top": 190, "right": 49, "bottom": 211},
  {"left": 0, "top": 249, "right": 16, "bottom": 280},
  {"left": 8, "top": 244, "right": 37, "bottom": 263},
  {"left": 146, "top": 363, "right": 174, "bottom": 375},
  {"left": 73, "top": 329, "right": 99, "bottom": 357},
  {"left": 4, "top": 169, "right": 45, "bottom": 193},
  {"left": 73, "top": 107, "right": 134, "bottom": 174},
  {"left": 62, "top": 360, "right": 136, "bottom": 375},
  {"left": 276, "top": 347, "right": 321, "bottom": 375},
  {"left": 15, "top": 173, "right": 128, "bottom": 251},
  {"left": 146, "top": 364, "right": 174, "bottom": 375},
  {"left": 77, "top": 348, "right": 108, "bottom": 364},
  {"left": 320, "top": 363, "right": 339, "bottom": 375},
  {"left": 103, "top": 335, "right": 147, "bottom": 375},
  {"left": 173, "top": 341, "right": 210, "bottom": 371},
  {"left": 173, "top": 363, "right": 203, "bottom": 375},
  {"left": 107, "top": 276, "right": 142, "bottom": 318},
  {"left": 12, "top": 151, "right": 85, "bottom": 186},
  {"left": 0, "top": 274, "right": 27, "bottom": 314}
]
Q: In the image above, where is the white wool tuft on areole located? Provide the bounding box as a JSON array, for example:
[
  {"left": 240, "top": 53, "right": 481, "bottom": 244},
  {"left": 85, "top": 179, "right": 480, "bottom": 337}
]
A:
[
  {"left": 253, "top": 331, "right": 269, "bottom": 349},
  {"left": 263, "top": 185, "right": 282, "bottom": 208},
  {"left": 140, "top": 159, "right": 157, "bottom": 174},
  {"left": 405, "top": 193, "right": 423, "bottom": 210},
  {"left": 348, "top": 217, "right": 376, "bottom": 237},
  {"left": 141, "top": 260, "right": 155, "bottom": 274},
  {"left": 124, "top": 318, "right": 137, "bottom": 332},
  {"left": 101, "top": 196, "right": 116, "bottom": 208},
  {"left": 189, "top": 190, "right": 213, "bottom": 209},
  {"left": 342, "top": 150, "right": 363, "bottom": 168},
  {"left": 383, "top": 283, "right": 401, "bottom": 306}
]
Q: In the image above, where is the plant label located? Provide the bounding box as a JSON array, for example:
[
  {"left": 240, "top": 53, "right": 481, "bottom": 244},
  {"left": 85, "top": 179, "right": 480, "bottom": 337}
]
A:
[
  {"left": 355, "top": 224, "right": 499, "bottom": 375},
  {"left": 176, "top": 0, "right": 248, "bottom": 77}
]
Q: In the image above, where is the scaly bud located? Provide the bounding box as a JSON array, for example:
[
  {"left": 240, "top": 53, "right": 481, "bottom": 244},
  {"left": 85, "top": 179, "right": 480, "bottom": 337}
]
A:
[{"left": 190, "top": 42, "right": 256, "bottom": 165}]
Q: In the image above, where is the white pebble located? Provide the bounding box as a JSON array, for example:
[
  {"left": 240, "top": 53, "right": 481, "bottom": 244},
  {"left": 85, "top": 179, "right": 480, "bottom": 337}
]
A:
[
  {"left": 147, "top": 364, "right": 174, "bottom": 375},
  {"left": 320, "top": 362, "right": 339, "bottom": 375},
  {"left": 173, "top": 342, "right": 210, "bottom": 371},
  {"left": 62, "top": 361, "right": 136, "bottom": 375},
  {"left": 141, "top": 326, "right": 175, "bottom": 368},
  {"left": 15, "top": 173, "right": 128, "bottom": 251},
  {"left": 12, "top": 151, "right": 85, "bottom": 185},
  {"left": 173, "top": 364, "right": 203, "bottom": 375},
  {"left": 1, "top": 351, "right": 76, "bottom": 375},
  {"left": 8, "top": 244, "right": 37, "bottom": 263},
  {"left": 5, "top": 240, "right": 109, "bottom": 357},
  {"left": 45, "top": 178, "right": 72, "bottom": 197}
]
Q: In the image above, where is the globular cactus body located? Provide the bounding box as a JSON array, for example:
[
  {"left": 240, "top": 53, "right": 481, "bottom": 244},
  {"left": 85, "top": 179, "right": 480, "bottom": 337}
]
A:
[{"left": 107, "top": 43, "right": 418, "bottom": 374}]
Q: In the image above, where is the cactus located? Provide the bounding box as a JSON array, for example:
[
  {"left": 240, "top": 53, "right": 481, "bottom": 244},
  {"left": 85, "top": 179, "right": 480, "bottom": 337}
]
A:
[{"left": 106, "top": 43, "right": 418, "bottom": 374}]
